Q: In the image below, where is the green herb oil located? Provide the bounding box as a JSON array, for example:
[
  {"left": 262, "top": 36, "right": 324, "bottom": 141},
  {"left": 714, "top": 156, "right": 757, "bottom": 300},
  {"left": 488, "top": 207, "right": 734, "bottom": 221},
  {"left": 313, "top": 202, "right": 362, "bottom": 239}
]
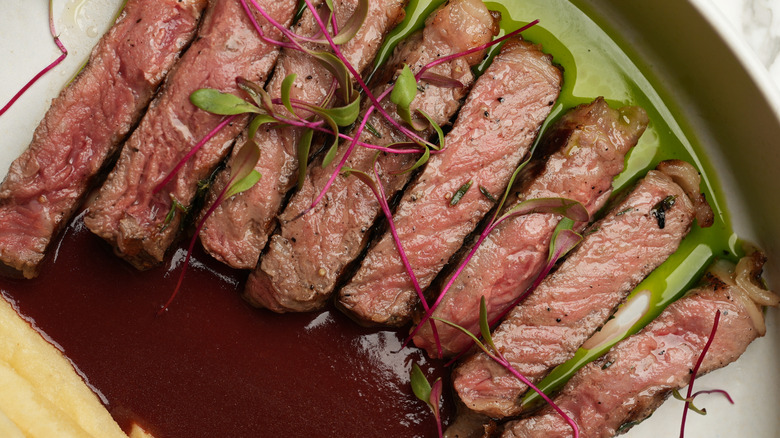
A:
[{"left": 382, "top": 0, "right": 739, "bottom": 404}]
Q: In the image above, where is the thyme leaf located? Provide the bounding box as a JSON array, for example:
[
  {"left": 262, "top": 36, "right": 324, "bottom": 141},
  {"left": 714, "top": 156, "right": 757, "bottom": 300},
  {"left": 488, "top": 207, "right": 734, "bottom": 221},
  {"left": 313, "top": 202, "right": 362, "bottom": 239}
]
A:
[{"left": 450, "top": 180, "right": 473, "bottom": 206}]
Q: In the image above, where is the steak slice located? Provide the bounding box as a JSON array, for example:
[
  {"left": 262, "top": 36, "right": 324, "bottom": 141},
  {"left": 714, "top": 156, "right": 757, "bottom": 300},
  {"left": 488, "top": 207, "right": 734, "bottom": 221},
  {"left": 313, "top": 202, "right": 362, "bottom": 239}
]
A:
[
  {"left": 198, "top": 0, "right": 408, "bottom": 270},
  {"left": 412, "top": 99, "right": 649, "bottom": 357},
  {"left": 502, "top": 253, "right": 775, "bottom": 438},
  {"left": 84, "top": 0, "right": 297, "bottom": 270},
  {"left": 453, "top": 161, "right": 708, "bottom": 418},
  {"left": 0, "top": 0, "right": 207, "bottom": 278},
  {"left": 244, "top": 0, "right": 499, "bottom": 312},
  {"left": 338, "top": 39, "right": 563, "bottom": 327}
]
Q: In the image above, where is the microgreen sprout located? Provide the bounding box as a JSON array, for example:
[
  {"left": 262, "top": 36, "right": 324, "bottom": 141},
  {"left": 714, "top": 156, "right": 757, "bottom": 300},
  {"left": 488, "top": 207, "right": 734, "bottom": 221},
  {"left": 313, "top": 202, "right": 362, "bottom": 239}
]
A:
[
  {"left": 678, "top": 309, "right": 728, "bottom": 438},
  {"left": 343, "top": 156, "right": 442, "bottom": 353},
  {"left": 410, "top": 363, "right": 443, "bottom": 438},
  {"left": 158, "top": 139, "right": 261, "bottom": 315},
  {"left": 0, "top": 0, "right": 68, "bottom": 117},
  {"left": 153, "top": 114, "right": 239, "bottom": 194},
  {"left": 406, "top": 192, "right": 587, "bottom": 357},
  {"left": 434, "top": 297, "right": 580, "bottom": 438}
]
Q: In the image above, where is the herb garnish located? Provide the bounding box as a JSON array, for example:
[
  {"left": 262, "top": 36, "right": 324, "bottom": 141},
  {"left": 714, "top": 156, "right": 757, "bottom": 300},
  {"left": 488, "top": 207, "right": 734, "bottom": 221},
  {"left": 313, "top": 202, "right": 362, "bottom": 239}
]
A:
[
  {"left": 677, "top": 309, "right": 731, "bottom": 438},
  {"left": 410, "top": 363, "right": 444, "bottom": 438},
  {"left": 434, "top": 297, "right": 580, "bottom": 437}
]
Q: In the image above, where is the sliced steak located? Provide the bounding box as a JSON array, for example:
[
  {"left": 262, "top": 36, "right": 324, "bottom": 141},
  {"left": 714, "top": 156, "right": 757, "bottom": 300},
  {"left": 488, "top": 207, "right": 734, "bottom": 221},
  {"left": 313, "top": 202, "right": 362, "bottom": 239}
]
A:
[
  {"left": 453, "top": 161, "right": 708, "bottom": 418},
  {"left": 0, "top": 0, "right": 207, "bottom": 278},
  {"left": 84, "top": 0, "right": 297, "bottom": 270},
  {"left": 413, "top": 99, "right": 649, "bottom": 356},
  {"left": 198, "top": 0, "right": 407, "bottom": 270},
  {"left": 502, "top": 253, "right": 775, "bottom": 438},
  {"left": 338, "top": 39, "right": 563, "bottom": 327},
  {"left": 244, "top": 0, "right": 499, "bottom": 312}
]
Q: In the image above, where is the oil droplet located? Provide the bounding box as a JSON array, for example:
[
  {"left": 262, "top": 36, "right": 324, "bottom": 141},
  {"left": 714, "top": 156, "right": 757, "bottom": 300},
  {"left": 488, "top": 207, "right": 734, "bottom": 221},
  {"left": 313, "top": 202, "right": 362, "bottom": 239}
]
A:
[
  {"left": 64, "top": 0, "right": 91, "bottom": 33},
  {"left": 86, "top": 26, "right": 98, "bottom": 38}
]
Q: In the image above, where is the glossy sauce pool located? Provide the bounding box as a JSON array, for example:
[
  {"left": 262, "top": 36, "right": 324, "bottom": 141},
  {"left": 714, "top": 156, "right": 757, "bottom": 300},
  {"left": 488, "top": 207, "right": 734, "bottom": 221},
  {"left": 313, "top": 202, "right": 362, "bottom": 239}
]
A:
[{"left": 1, "top": 211, "right": 451, "bottom": 437}]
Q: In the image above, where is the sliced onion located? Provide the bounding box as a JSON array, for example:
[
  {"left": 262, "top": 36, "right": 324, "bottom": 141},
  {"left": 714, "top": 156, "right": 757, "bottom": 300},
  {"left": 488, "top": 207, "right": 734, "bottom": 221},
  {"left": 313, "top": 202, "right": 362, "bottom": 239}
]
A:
[
  {"left": 657, "top": 160, "right": 714, "bottom": 227},
  {"left": 733, "top": 289, "right": 767, "bottom": 336},
  {"left": 735, "top": 252, "right": 780, "bottom": 306}
]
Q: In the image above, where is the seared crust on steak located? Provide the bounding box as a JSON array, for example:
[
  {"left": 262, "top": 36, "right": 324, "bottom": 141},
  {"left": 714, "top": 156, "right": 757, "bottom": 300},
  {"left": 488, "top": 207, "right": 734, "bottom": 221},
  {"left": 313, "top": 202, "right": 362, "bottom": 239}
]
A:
[
  {"left": 453, "top": 162, "right": 709, "bottom": 418},
  {"left": 338, "top": 39, "right": 563, "bottom": 327},
  {"left": 244, "top": 0, "right": 499, "bottom": 312},
  {"left": 84, "top": 0, "right": 297, "bottom": 270},
  {"left": 502, "top": 253, "right": 776, "bottom": 438},
  {"left": 413, "top": 99, "right": 648, "bottom": 357},
  {"left": 198, "top": 0, "right": 408, "bottom": 270},
  {"left": 0, "top": 0, "right": 208, "bottom": 278}
]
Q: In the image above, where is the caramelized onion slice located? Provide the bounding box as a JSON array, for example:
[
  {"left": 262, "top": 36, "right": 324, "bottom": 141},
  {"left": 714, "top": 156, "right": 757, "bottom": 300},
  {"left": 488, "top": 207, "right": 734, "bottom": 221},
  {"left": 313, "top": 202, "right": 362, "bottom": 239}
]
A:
[
  {"left": 735, "top": 252, "right": 780, "bottom": 306},
  {"left": 712, "top": 252, "right": 779, "bottom": 336},
  {"left": 657, "top": 160, "right": 714, "bottom": 227}
]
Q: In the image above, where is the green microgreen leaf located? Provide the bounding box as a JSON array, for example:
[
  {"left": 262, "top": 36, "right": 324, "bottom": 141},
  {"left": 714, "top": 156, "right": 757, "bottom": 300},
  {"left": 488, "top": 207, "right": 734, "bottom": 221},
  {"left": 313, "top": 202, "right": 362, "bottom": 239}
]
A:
[
  {"left": 247, "top": 113, "right": 279, "bottom": 140},
  {"left": 313, "top": 111, "right": 340, "bottom": 168},
  {"left": 390, "top": 65, "right": 419, "bottom": 128},
  {"left": 321, "top": 140, "right": 340, "bottom": 168},
  {"left": 341, "top": 167, "right": 376, "bottom": 190},
  {"left": 450, "top": 180, "right": 473, "bottom": 206},
  {"left": 495, "top": 160, "right": 530, "bottom": 214},
  {"left": 309, "top": 50, "right": 354, "bottom": 103},
  {"left": 410, "top": 363, "right": 432, "bottom": 404},
  {"left": 498, "top": 197, "right": 590, "bottom": 226},
  {"left": 224, "top": 139, "right": 262, "bottom": 199},
  {"left": 388, "top": 144, "right": 430, "bottom": 175},
  {"left": 324, "top": 0, "right": 335, "bottom": 12},
  {"left": 190, "top": 89, "right": 262, "bottom": 115},
  {"left": 478, "top": 297, "right": 497, "bottom": 352},
  {"left": 226, "top": 170, "right": 262, "bottom": 199},
  {"left": 297, "top": 128, "right": 314, "bottom": 189},
  {"left": 432, "top": 315, "right": 492, "bottom": 358},
  {"left": 281, "top": 74, "right": 297, "bottom": 116},
  {"left": 548, "top": 217, "right": 581, "bottom": 262},
  {"left": 238, "top": 78, "right": 274, "bottom": 113},
  {"left": 319, "top": 94, "right": 361, "bottom": 126},
  {"left": 416, "top": 109, "right": 444, "bottom": 149},
  {"left": 672, "top": 390, "right": 706, "bottom": 415},
  {"left": 329, "top": 0, "right": 368, "bottom": 45},
  {"left": 410, "top": 363, "right": 444, "bottom": 437}
]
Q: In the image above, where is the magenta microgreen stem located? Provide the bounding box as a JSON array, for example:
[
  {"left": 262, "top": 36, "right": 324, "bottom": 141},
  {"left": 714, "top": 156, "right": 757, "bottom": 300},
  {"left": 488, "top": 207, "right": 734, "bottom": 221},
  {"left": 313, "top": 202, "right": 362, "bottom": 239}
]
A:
[
  {"left": 0, "top": 0, "right": 68, "bottom": 117},
  {"left": 241, "top": 0, "right": 300, "bottom": 50},
  {"left": 679, "top": 309, "right": 721, "bottom": 438},
  {"left": 301, "top": 0, "right": 430, "bottom": 147},
  {"left": 435, "top": 308, "right": 579, "bottom": 438},
  {"left": 404, "top": 205, "right": 513, "bottom": 349},
  {"left": 297, "top": 86, "right": 389, "bottom": 216},
  {"left": 491, "top": 226, "right": 580, "bottom": 325},
  {"left": 495, "top": 354, "right": 579, "bottom": 438},
  {"left": 153, "top": 115, "right": 237, "bottom": 194},
  {"left": 373, "top": 161, "right": 442, "bottom": 354},
  {"left": 157, "top": 199, "right": 219, "bottom": 315},
  {"left": 157, "top": 149, "right": 257, "bottom": 314},
  {"left": 415, "top": 20, "right": 539, "bottom": 81},
  {"left": 691, "top": 388, "right": 734, "bottom": 403}
]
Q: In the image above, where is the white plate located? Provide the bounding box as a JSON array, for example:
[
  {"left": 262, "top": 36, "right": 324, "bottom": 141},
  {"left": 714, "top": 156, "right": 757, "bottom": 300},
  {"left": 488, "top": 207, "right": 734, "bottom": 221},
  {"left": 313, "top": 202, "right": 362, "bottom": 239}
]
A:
[{"left": 0, "top": 0, "right": 778, "bottom": 437}]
